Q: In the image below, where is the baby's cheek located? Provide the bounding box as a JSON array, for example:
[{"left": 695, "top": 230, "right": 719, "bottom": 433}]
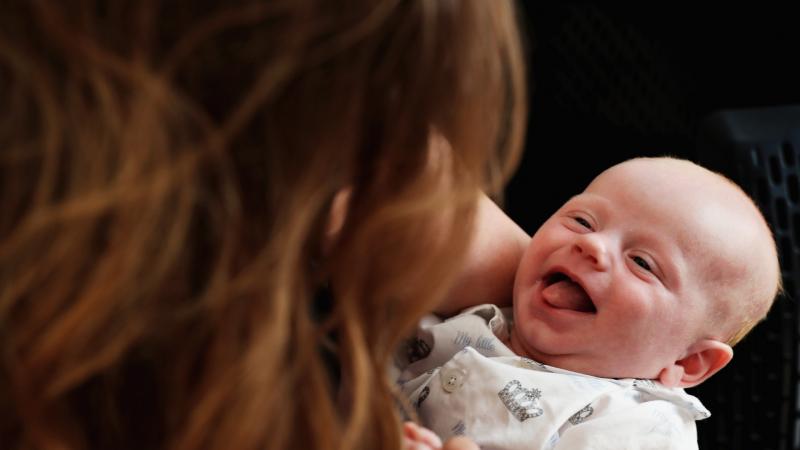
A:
[
  {"left": 607, "top": 295, "right": 660, "bottom": 339},
  {"left": 611, "top": 287, "right": 652, "bottom": 317}
]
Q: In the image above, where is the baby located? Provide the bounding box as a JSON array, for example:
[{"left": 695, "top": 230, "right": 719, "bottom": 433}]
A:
[{"left": 396, "top": 157, "right": 781, "bottom": 449}]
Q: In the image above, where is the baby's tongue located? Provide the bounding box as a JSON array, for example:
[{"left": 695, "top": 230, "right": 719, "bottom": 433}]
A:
[{"left": 542, "top": 279, "right": 595, "bottom": 312}]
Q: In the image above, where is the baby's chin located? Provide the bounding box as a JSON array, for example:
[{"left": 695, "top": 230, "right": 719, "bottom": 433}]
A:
[
  {"left": 507, "top": 325, "right": 560, "bottom": 365},
  {"left": 508, "top": 328, "right": 660, "bottom": 380}
]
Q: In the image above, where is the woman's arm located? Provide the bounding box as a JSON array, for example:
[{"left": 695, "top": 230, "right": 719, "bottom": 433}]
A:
[
  {"left": 434, "top": 192, "right": 530, "bottom": 316},
  {"left": 325, "top": 189, "right": 529, "bottom": 316}
]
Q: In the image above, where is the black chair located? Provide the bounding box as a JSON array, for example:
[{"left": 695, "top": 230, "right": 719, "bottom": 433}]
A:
[{"left": 694, "top": 105, "right": 800, "bottom": 450}]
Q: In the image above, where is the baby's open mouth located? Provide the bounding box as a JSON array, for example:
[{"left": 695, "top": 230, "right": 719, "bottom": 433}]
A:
[{"left": 542, "top": 272, "right": 597, "bottom": 313}]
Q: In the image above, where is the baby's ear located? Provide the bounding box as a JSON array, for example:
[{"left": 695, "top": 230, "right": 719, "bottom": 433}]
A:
[{"left": 658, "top": 339, "right": 733, "bottom": 388}]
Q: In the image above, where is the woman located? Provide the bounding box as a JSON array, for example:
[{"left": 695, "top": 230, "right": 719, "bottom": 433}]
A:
[{"left": 0, "top": 1, "right": 527, "bottom": 449}]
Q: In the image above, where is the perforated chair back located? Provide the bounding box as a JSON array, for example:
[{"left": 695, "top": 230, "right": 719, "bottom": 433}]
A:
[{"left": 695, "top": 105, "right": 800, "bottom": 450}]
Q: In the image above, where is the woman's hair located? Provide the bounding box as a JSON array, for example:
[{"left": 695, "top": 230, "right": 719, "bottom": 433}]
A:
[{"left": 0, "top": 1, "right": 527, "bottom": 449}]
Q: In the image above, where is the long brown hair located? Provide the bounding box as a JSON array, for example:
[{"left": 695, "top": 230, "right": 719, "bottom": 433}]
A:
[{"left": 0, "top": 1, "right": 527, "bottom": 449}]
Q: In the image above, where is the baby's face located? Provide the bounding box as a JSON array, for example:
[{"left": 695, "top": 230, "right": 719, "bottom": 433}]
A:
[{"left": 511, "top": 159, "right": 772, "bottom": 380}]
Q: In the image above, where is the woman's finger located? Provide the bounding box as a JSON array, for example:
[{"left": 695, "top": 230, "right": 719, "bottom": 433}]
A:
[{"left": 442, "top": 436, "right": 480, "bottom": 450}]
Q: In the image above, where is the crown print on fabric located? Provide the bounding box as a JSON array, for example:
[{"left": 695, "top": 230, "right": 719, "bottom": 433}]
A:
[
  {"left": 498, "top": 380, "right": 544, "bottom": 421},
  {"left": 568, "top": 404, "right": 594, "bottom": 425},
  {"left": 407, "top": 338, "right": 432, "bottom": 363},
  {"left": 415, "top": 386, "right": 430, "bottom": 409}
]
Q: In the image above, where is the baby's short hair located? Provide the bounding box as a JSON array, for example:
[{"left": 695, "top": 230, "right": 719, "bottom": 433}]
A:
[
  {"left": 712, "top": 173, "right": 782, "bottom": 346},
  {"left": 724, "top": 280, "right": 782, "bottom": 346}
]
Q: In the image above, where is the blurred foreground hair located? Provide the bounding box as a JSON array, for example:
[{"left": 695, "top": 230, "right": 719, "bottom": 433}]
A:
[{"left": 0, "top": 1, "right": 527, "bottom": 449}]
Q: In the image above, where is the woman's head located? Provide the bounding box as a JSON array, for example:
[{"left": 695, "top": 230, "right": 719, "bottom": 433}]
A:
[{"left": 0, "top": 1, "right": 527, "bottom": 449}]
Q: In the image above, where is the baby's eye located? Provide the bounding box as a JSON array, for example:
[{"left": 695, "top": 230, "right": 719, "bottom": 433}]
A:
[
  {"left": 573, "top": 217, "right": 592, "bottom": 230},
  {"left": 631, "top": 256, "right": 652, "bottom": 272}
]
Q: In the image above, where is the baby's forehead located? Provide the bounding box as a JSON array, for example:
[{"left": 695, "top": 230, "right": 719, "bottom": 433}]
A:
[
  {"left": 585, "top": 157, "right": 779, "bottom": 319},
  {"left": 663, "top": 195, "right": 772, "bottom": 304},
  {"left": 580, "top": 171, "right": 765, "bottom": 274},
  {"left": 586, "top": 161, "right": 758, "bottom": 234}
]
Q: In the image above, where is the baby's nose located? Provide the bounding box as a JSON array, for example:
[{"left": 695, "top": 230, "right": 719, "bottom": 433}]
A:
[{"left": 572, "top": 234, "right": 609, "bottom": 270}]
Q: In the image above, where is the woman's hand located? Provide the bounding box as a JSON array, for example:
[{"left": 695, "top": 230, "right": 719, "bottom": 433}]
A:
[
  {"left": 403, "top": 422, "right": 442, "bottom": 450},
  {"left": 402, "top": 422, "right": 479, "bottom": 450},
  {"left": 442, "top": 436, "right": 480, "bottom": 450}
]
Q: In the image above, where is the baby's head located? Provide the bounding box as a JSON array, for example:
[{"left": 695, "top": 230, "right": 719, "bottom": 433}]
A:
[{"left": 510, "top": 157, "right": 780, "bottom": 387}]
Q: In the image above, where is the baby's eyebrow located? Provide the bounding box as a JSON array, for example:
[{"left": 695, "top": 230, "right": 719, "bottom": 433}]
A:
[
  {"left": 564, "top": 192, "right": 610, "bottom": 214},
  {"left": 563, "top": 193, "right": 592, "bottom": 207}
]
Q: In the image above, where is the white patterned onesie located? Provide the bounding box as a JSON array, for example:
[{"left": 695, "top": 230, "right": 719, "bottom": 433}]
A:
[{"left": 395, "top": 304, "right": 710, "bottom": 450}]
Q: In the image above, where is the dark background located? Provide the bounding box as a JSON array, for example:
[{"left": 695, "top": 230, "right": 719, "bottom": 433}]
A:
[
  {"left": 505, "top": 4, "right": 800, "bottom": 449},
  {"left": 507, "top": 3, "right": 800, "bottom": 231}
]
